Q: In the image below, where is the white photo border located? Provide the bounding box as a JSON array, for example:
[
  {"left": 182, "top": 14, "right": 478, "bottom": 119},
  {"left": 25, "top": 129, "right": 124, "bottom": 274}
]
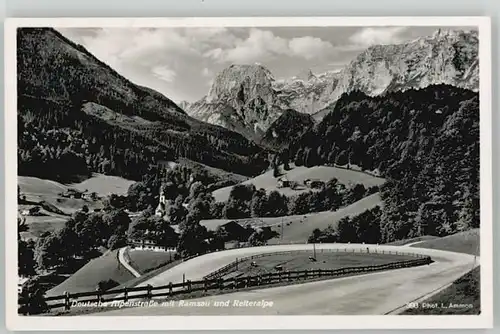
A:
[{"left": 4, "top": 16, "right": 493, "bottom": 330}]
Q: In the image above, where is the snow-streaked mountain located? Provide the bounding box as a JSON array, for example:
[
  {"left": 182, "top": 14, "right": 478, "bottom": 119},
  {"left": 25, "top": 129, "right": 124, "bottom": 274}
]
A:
[
  {"left": 178, "top": 100, "right": 192, "bottom": 111},
  {"left": 187, "top": 29, "right": 479, "bottom": 135},
  {"left": 273, "top": 70, "right": 341, "bottom": 115},
  {"left": 322, "top": 29, "right": 479, "bottom": 114}
]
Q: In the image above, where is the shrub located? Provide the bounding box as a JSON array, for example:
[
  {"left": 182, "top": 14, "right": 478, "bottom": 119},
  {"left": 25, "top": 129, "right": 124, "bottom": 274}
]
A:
[{"left": 96, "top": 279, "right": 119, "bottom": 291}]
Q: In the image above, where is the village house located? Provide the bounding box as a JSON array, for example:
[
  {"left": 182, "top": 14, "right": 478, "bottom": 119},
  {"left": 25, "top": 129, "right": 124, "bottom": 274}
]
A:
[
  {"left": 304, "top": 179, "right": 325, "bottom": 189},
  {"left": 128, "top": 238, "right": 176, "bottom": 252}
]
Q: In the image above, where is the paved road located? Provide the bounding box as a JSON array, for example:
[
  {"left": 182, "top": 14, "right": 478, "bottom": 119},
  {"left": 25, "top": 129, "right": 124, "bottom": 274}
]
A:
[
  {"left": 118, "top": 247, "right": 141, "bottom": 278},
  {"left": 95, "top": 243, "right": 477, "bottom": 316}
]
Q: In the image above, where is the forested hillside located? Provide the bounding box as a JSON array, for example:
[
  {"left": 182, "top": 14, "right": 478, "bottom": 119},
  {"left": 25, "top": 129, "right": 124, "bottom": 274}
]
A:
[
  {"left": 17, "top": 28, "right": 268, "bottom": 182},
  {"left": 260, "top": 109, "right": 315, "bottom": 149},
  {"left": 290, "top": 85, "right": 479, "bottom": 241}
]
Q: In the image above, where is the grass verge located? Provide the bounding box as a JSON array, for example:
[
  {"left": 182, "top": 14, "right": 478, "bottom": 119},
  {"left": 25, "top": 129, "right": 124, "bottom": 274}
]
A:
[
  {"left": 411, "top": 229, "right": 479, "bottom": 256},
  {"left": 401, "top": 266, "right": 480, "bottom": 315}
]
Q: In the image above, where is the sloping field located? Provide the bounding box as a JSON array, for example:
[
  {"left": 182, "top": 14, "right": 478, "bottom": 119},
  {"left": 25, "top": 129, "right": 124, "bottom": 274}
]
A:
[
  {"left": 19, "top": 216, "right": 67, "bottom": 240},
  {"left": 70, "top": 173, "right": 135, "bottom": 196},
  {"left": 47, "top": 249, "right": 183, "bottom": 297},
  {"left": 18, "top": 176, "right": 68, "bottom": 199},
  {"left": 18, "top": 176, "right": 100, "bottom": 213},
  {"left": 201, "top": 192, "right": 382, "bottom": 244},
  {"left": 18, "top": 174, "right": 133, "bottom": 239},
  {"left": 411, "top": 229, "right": 480, "bottom": 256},
  {"left": 212, "top": 164, "right": 385, "bottom": 202},
  {"left": 177, "top": 158, "right": 249, "bottom": 184},
  {"left": 46, "top": 250, "right": 134, "bottom": 297},
  {"left": 127, "top": 249, "right": 177, "bottom": 275}
]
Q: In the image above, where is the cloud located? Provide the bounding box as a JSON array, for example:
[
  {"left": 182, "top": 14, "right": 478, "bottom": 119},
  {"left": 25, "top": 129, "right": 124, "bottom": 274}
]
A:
[
  {"left": 202, "top": 67, "right": 213, "bottom": 77},
  {"left": 204, "top": 28, "right": 334, "bottom": 63},
  {"left": 288, "top": 36, "right": 334, "bottom": 60},
  {"left": 348, "top": 27, "right": 408, "bottom": 48},
  {"left": 204, "top": 28, "right": 289, "bottom": 63},
  {"left": 151, "top": 65, "right": 176, "bottom": 82}
]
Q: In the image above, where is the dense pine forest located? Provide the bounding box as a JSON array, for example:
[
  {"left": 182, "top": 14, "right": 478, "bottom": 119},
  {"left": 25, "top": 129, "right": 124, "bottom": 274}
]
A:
[
  {"left": 289, "top": 85, "right": 479, "bottom": 242},
  {"left": 260, "top": 109, "right": 315, "bottom": 149}
]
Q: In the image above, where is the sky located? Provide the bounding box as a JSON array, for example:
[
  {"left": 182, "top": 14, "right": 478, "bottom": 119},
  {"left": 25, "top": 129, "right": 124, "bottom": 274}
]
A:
[{"left": 58, "top": 26, "right": 472, "bottom": 104}]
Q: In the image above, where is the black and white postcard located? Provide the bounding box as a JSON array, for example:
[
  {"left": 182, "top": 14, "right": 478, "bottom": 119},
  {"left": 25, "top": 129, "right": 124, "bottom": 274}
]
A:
[{"left": 4, "top": 17, "right": 493, "bottom": 330}]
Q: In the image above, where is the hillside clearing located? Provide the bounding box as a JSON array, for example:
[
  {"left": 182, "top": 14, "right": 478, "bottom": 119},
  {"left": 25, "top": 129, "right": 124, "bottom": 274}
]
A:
[
  {"left": 18, "top": 174, "right": 134, "bottom": 239},
  {"left": 18, "top": 176, "right": 101, "bottom": 214},
  {"left": 212, "top": 164, "right": 385, "bottom": 202},
  {"left": 20, "top": 216, "right": 67, "bottom": 240},
  {"left": 70, "top": 173, "right": 135, "bottom": 196},
  {"left": 18, "top": 176, "right": 69, "bottom": 198},
  {"left": 177, "top": 158, "right": 249, "bottom": 184},
  {"left": 201, "top": 192, "right": 382, "bottom": 244}
]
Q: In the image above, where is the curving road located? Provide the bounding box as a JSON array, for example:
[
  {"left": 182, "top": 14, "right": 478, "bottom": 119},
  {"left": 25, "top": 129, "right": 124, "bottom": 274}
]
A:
[
  {"left": 118, "top": 247, "right": 141, "bottom": 278},
  {"left": 94, "top": 243, "right": 478, "bottom": 316}
]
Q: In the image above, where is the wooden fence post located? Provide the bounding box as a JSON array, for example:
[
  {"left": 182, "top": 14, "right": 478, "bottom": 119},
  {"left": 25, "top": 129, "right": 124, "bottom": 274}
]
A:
[
  {"left": 146, "top": 284, "right": 152, "bottom": 300},
  {"left": 204, "top": 278, "right": 208, "bottom": 292},
  {"left": 218, "top": 278, "right": 223, "bottom": 290},
  {"left": 257, "top": 275, "right": 262, "bottom": 286},
  {"left": 96, "top": 288, "right": 102, "bottom": 303},
  {"left": 187, "top": 280, "right": 192, "bottom": 292},
  {"left": 233, "top": 278, "right": 237, "bottom": 289},
  {"left": 318, "top": 269, "right": 322, "bottom": 277},
  {"left": 124, "top": 287, "right": 128, "bottom": 302},
  {"left": 64, "top": 291, "right": 71, "bottom": 311},
  {"left": 288, "top": 271, "right": 291, "bottom": 282},
  {"left": 169, "top": 282, "right": 173, "bottom": 296}
]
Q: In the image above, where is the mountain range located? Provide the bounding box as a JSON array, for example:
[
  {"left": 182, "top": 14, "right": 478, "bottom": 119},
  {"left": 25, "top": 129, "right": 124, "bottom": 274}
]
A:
[
  {"left": 185, "top": 29, "right": 478, "bottom": 139},
  {"left": 17, "top": 27, "right": 480, "bottom": 183}
]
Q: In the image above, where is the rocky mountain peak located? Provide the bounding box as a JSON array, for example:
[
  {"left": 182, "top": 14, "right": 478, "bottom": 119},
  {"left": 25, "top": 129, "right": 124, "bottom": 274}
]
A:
[
  {"left": 324, "top": 29, "right": 479, "bottom": 113},
  {"left": 206, "top": 64, "right": 277, "bottom": 107},
  {"left": 187, "top": 64, "right": 285, "bottom": 140},
  {"left": 293, "top": 68, "right": 315, "bottom": 81}
]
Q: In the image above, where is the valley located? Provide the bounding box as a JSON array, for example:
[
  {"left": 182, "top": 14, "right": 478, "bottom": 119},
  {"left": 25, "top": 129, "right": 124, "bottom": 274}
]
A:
[{"left": 14, "top": 25, "right": 481, "bottom": 320}]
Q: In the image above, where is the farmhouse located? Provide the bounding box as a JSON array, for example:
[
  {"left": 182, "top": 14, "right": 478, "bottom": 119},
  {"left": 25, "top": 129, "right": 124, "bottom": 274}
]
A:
[
  {"left": 20, "top": 206, "right": 41, "bottom": 216},
  {"left": 277, "top": 176, "right": 290, "bottom": 188},
  {"left": 128, "top": 238, "right": 176, "bottom": 252},
  {"left": 304, "top": 179, "right": 325, "bottom": 189},
  {"left": 219, "top": 221, "right": 253, "bottom": 242},
  {"left": 60, "top": 188, "right": 83, "bottom": 199}
]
